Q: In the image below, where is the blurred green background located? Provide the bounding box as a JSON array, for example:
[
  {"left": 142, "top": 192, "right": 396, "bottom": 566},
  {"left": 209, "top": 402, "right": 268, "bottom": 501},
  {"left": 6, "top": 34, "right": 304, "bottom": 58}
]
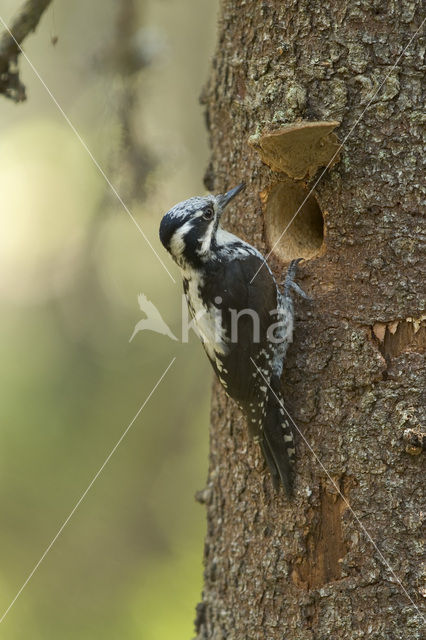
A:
[{"left": 0, "top": 0, "right": 218, "bottom": 637}]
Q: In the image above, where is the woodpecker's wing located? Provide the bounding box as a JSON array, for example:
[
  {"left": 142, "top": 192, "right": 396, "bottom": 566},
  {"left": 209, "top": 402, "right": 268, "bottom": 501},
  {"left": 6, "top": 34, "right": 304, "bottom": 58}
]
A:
[
  {"left": 203, "top": 252, "right": 279, "bottom": 404},
  {"left": 211, "top": 254, "right": 295, "bottom": 494}
]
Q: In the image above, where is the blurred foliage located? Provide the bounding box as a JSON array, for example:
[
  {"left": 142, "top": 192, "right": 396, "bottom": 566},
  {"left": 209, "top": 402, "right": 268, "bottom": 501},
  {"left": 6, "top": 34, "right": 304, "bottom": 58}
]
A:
[{"left": 0, "top": 0, "right": 218, "bottom": 638}]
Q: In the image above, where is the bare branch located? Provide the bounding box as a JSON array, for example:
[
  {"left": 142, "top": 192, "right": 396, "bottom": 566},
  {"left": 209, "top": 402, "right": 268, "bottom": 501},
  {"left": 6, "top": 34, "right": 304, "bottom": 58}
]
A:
[{"left": 0, "top": 0, "right": 53, "bottom": 102}]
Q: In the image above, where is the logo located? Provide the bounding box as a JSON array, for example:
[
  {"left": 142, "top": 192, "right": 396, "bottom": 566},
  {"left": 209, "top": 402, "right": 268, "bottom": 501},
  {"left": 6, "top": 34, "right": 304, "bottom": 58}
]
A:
[
  {"left": 130, "top": 293, "right": 288, "bottom": 346},
  {"left": 129, "top": 294, "right": 178, "bottom": 342}
]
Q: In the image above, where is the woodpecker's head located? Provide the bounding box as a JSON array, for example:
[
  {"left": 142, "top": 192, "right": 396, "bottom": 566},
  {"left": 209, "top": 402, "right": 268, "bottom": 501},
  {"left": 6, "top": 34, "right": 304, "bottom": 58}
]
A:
[{"left": 159, "top": 183, "right": 245, "bottom": 267}]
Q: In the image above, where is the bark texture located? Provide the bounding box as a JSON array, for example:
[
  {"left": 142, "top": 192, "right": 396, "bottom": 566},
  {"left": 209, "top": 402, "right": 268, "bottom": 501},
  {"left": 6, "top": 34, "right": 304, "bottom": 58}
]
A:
[{"left": 196, "top": 1, "right": 425, "bottom": 638}]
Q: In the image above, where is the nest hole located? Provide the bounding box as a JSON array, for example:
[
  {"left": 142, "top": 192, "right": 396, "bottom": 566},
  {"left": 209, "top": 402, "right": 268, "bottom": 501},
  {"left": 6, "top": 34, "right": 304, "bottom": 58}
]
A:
[{"left": 263, "top": 179, "right": 324, "bottom": 261}]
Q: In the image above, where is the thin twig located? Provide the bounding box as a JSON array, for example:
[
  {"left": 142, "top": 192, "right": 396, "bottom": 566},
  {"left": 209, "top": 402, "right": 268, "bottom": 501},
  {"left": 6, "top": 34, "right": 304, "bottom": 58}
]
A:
[{"left": 0, "top": 0, "right": 53, "bottom": 101}]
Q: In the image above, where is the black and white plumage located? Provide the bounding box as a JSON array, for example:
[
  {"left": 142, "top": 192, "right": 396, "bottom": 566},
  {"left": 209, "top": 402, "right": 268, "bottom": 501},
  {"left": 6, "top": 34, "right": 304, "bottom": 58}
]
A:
[{"left": 159, "top": 184, "right": 308, "bottom": 495}]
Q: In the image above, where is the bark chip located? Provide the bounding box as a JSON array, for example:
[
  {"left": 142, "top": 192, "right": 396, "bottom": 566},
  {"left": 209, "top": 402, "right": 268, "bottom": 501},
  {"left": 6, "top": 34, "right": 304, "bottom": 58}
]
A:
[{"left": 249, "top": 121, "right": 341, "bottom": 180}]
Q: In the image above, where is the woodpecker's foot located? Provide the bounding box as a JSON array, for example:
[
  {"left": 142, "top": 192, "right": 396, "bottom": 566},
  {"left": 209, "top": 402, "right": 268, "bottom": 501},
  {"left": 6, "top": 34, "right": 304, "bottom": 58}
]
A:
[{"left": 282, "top": 258, "right": 312, "bottom": 301}]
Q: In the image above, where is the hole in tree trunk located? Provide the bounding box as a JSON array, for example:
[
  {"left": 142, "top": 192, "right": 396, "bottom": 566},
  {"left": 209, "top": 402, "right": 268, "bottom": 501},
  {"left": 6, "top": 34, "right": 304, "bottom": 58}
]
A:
[{"left": 262, "top": 178, "right": 324, "bottom": 261}]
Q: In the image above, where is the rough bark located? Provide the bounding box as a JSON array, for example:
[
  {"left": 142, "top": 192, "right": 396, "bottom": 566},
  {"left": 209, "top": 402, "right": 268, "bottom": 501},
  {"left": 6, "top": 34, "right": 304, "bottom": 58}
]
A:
[{"left": 195, "top": 1, "right": 425, "bottom": 638}]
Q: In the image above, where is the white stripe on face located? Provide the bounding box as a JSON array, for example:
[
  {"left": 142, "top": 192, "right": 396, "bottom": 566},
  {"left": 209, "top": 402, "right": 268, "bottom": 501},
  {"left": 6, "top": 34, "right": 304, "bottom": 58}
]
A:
[
  {"left": 198, "top": 218, "right": 215, "bottom": 255},
  {"left": 169, "top": 209, "right": 217, "bottom": 260},
  {"left": 169, "top": 219, "right": 194, "bottom": 258}
]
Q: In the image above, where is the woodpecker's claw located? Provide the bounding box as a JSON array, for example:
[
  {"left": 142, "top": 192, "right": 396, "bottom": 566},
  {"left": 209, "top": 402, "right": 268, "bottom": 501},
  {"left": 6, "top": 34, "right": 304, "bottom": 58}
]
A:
[
  {"left": 282, "top": 258, "right": 312, "bottom": 301},
  {"left": 286, "top": 257, "right": 304, "bottom": 280},
  {"left": 288, "top": 281, "right": 312, "bottom": 300}
]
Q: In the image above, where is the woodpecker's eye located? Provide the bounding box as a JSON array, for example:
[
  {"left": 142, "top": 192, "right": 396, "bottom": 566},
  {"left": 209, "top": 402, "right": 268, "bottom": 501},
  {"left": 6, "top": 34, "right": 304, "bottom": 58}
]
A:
[{"left": 202, "top": 206, "right": 214, "bottom": 221}]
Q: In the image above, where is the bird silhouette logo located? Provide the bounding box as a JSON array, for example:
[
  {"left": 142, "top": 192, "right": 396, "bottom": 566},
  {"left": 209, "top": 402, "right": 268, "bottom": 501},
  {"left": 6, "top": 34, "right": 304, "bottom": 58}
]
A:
[{"left": 129, "top": 293, "right": 178, "bottom": 343}]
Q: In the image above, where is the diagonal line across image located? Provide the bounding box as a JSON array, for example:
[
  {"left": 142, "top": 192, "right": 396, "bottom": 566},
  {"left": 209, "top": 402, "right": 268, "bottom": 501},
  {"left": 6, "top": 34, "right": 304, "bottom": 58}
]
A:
[
  {"left": 250, "top": 357, "right": 425, "bottom": 623},
  {"left": 0, "top": 14, "right": 177, "bottom": 284},
  {"left": 249, "top": 16, "right": 426, "bottom": 284},
  {"left": 1, "top": 4, "right": 424, "bottom": 632},
  {"left": 0, "top": 357, "right": 176, "bottom": 624}
]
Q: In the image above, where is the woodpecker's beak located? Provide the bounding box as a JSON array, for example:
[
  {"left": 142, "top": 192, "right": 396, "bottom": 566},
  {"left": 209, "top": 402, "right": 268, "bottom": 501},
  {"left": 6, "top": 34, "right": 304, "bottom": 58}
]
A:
[{"left": 218, "top": 183, "right": 245, "bottom": 210}]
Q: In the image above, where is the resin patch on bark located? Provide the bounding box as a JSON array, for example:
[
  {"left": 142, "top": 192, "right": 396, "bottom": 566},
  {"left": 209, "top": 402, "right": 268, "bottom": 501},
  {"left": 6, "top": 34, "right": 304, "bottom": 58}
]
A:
[{"left": 292, "top": 479, "right": 350, "bottom": 590}]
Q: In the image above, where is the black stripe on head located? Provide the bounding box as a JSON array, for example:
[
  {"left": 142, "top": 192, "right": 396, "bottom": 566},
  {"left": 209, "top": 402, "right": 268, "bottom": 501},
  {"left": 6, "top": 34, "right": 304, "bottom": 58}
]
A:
[
  {"left": 181, "top": 223, "right": 205, "bottom": 267},
  {"left": 159, "top": 213, "right": 183, "bottom": 251}
]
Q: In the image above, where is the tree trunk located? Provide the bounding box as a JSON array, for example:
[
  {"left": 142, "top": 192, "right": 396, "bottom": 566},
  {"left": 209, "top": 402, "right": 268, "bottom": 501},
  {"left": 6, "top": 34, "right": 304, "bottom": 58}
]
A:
[{"left": 195, "top": 1, "right": 425, "bottom": 638}]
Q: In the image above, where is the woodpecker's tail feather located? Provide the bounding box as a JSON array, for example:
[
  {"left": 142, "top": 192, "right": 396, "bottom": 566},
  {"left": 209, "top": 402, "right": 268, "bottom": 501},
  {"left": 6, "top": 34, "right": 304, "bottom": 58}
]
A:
[
  {"left": 261, "top": 378, "right": 295, "bottom": 496},
  {"left": 259, "top": 436, "right": 280, "bottom": 490}
]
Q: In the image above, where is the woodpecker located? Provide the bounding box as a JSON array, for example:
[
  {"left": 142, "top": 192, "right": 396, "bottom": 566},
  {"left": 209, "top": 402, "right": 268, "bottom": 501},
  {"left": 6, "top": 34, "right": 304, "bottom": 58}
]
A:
[{"left": 159, "top": 183, "right": 309, "bottom": 495}]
